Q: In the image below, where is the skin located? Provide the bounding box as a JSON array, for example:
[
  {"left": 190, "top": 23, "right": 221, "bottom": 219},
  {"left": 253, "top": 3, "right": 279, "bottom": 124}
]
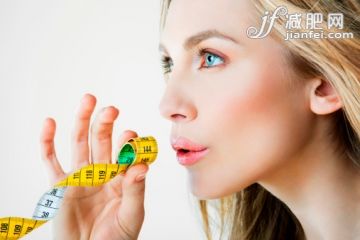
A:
[
  {"left": 40, "top": 0, "right": 360, "bottom": 239},
  {"left": 158, "top": 0, "right": 360, "bottom": 239},
  {"left": 41, "top": 95, "right": 149, "bottom": 240}
]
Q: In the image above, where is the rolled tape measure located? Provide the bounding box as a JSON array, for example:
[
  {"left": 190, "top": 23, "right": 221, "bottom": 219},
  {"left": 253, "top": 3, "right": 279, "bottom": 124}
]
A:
[{"left": 0, "top": 136, "right": 158, "bottom": 240}]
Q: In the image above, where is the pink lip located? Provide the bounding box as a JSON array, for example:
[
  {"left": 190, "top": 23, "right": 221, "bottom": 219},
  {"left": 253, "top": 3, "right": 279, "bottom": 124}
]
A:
[{"left": 171, "top": 137, "right": 209, "bottom": 166}]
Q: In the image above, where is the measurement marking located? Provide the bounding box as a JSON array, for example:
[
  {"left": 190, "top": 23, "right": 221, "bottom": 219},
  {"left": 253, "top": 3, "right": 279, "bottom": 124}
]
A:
[
  {"left": 45, "top": 193, "right": 63, "bottom": 199},
  {"left": 103, "top": 164, "right": 108, "bottom": 184},
  {"left": 92, "top": 164, "right": 94, "bottom": 186},
  {"left": 20, "top": 218, "right": 24, "bottom": 235},
  {"left": 79, "top": 168, "right": 82, "bottom": 186},
  {"left": 32, "top": 220, "right": 37, "bottom": 232},
  {"left": 6, "top": 217, "right": 10, "bottom": 239},
  {"left": 37, "top": 204, "right": 58, "bottom": 210},
  {"left": 136, "top": 152, "right": 158, "bottom": 154}
]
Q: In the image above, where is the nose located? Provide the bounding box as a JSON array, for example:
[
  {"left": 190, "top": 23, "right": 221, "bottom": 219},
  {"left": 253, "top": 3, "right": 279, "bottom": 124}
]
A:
[{"left": 158, "top": 82, "right": 197, "bottom": 123}]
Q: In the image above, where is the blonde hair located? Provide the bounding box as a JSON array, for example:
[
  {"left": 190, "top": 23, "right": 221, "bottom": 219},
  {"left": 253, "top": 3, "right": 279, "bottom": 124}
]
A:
[{"left": 159, "top": 0, "right": 360, "bottom": 239}]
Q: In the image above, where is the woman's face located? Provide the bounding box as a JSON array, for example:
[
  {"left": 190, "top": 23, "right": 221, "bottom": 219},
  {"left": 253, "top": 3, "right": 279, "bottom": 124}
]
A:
[{"left": 159, "top": 0, "right": 313, "bottom": 199}]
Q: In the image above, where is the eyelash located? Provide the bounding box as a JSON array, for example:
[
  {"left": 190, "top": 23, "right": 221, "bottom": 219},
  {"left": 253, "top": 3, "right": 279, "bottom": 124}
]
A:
[
  {"left": 160, "top": 56, "right": 172, "bottom": 75},
  {"left": 160, "top": 48, "right": 225, "bottom": 75}
]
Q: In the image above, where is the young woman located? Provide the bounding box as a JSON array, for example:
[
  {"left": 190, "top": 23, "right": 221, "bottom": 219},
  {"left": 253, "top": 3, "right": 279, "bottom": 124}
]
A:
[{"left": 40, "top": 0, "right": 360, "bottom": 239}]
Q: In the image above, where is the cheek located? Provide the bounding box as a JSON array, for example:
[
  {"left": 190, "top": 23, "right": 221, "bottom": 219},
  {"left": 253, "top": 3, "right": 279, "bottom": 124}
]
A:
[
  {"left": 210, "top": 58, "right": 294, "bottom": 152},
  {"left": 188, "top": 61, "right": 311, "bottom": 199}
]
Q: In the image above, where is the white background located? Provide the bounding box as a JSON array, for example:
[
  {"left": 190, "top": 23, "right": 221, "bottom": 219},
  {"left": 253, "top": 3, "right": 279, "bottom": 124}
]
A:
[{"left": 0, "top": 0, "right": 205, "bottom": 239}]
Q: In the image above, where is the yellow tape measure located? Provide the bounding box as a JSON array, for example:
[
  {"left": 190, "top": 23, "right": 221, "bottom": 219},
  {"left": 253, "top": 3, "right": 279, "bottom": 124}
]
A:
[{"left": 0, "top": 136, "right": 158, "bottom": 240}]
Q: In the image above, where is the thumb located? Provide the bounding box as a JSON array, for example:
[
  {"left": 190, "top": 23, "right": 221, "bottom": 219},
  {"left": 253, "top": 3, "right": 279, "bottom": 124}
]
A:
[{"left": 117, "top": 163, "right": 149, "bottom": 235}]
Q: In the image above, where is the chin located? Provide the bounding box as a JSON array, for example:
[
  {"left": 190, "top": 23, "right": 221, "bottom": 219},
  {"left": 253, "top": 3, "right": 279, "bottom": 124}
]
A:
[
  {"left": 191, "top": 191, "right": 219, "bottom": 200},
  {"left": 188, "top": 173, "right": 253, "bottom": 200},
  {"left": 189, "top": 183, "right": 233, "bottom": 200},
  {"left": 187, "top": 173, "right": 238, "bottom": 200}
]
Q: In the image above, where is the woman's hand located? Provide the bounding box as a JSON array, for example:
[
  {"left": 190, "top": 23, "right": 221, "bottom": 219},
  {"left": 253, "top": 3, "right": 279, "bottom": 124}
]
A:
[{"left": 40, "top": 94, "right": 148, "bottom": 240}]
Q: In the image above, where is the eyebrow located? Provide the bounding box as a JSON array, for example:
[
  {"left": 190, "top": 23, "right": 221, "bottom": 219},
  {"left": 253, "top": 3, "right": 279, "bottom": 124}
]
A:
[{"left": 158, "top": 29, "right": 239, "bottom": 54}]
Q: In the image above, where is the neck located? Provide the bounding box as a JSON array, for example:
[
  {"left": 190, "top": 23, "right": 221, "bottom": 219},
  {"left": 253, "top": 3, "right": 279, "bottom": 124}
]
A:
[{"left": 259, "top": 131, "right": 360, "bottom": 240}]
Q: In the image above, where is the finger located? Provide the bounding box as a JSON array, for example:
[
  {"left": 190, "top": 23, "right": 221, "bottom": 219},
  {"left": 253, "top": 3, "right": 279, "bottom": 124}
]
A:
[
  {"left": 113, "top": 130, "right": 138, "bottom": 163},
  {"left": 117, "top": 163, "right": 149, "bottom": 236},
  {"left": 71, "top": 94, "right": 96, "bottom": 170},
  {"left": 90, "top": 106, "right": 119, "bottom": 164},
  {"left": 108, "top": 172, "right": 126, "bottom": 197},
  {"left": 40, "top": 118, "right": 65, "bottom": 184}
]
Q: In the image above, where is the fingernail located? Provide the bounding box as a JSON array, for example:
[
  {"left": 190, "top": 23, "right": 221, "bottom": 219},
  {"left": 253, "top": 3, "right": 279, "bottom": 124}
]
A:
[{"left": 135, "top": 172, "right": 147, "bottom": 182}]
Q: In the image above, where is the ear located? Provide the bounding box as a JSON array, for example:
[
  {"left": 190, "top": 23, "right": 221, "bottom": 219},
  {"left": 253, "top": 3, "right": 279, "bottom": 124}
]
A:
[{"left": 309, "top": 78, "right": 342, "bottom": 115}]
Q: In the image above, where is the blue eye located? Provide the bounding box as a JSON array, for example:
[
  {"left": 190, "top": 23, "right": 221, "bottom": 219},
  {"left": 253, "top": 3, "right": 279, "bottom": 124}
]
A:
[
  {"left": 203, "top": 52, "right": 224, "bottom": 68},
  {"left": 159, "top": 49, "right": 225, "bottom": 75}
]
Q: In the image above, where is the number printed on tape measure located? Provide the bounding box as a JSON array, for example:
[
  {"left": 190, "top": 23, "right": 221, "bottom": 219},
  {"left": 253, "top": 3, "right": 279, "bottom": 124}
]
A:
[{"left": 32, "top": 187, "right": 66, "bottom": 220}]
